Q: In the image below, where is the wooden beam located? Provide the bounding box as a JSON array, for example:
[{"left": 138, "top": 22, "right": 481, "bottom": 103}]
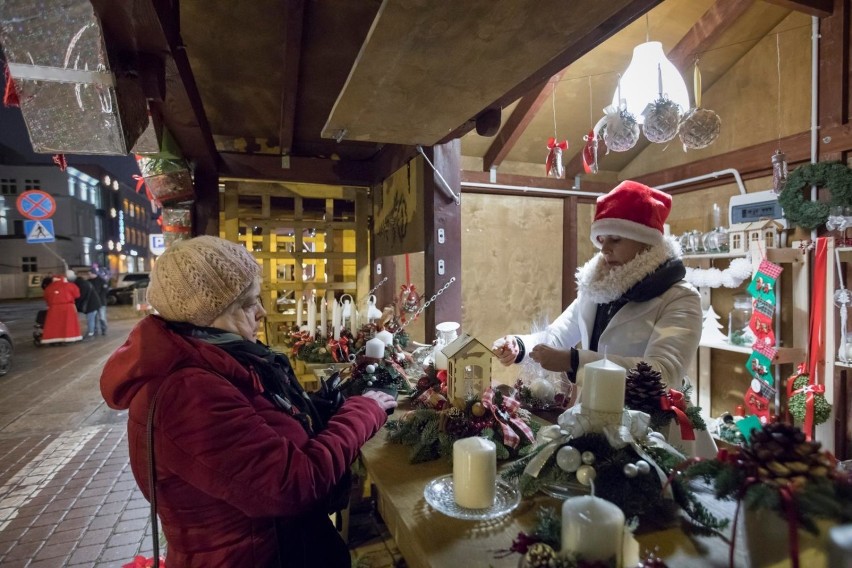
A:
[
  {"left": 634, "top": 123, "right": 852, "bottom": 192},
  {"left": 220, "top": 152, "right": 373, "bottom": 186},
  {"left": 423, "top": 141, "right": 462, "bottom": 341},
  {"left": 439, "top": 0, "right": 663, "bottom": 143},
  {"left": 483, "top": 71, "right": 566, "bottom": 171},
  {"left": 667, "top": 0, "right": 754, "bottom": 70},
  {"left": 563, "top": 197, "right": 579, "bottom": 308},
  {"left": 369, "top": 144, "right": 419, "bottom": 185},
  {"left": 279, "top": 0, "right": 305, "bottom": 157},
  {"left": 818, "top": 0, "right": 849, "bottom": 162},
  {"left": 761, "top": 0, "right": 834, "bottom": 18}
]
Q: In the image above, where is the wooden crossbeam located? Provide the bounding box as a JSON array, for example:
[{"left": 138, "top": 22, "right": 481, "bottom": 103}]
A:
[
  {"left": 761, "top": 0, "right": 834, "bottom": 17},
  {"left": 279, "top": 0, "right": 305, "bottom": 157},
  {"left": 667, "top": 0, "right": 754, "bottom": 71}
]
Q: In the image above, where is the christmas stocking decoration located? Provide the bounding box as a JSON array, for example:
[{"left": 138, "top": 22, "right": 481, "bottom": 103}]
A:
[
  {"left": 749, "top": 299, "right": 776, "bottom": 347},
  {"left": 743, "top": 386, "right": 771, "bottom": 423},
  {"left": 747, "top": 344, "right": 777, "bottom": 386},
  {"left": 746, "top": 259, "right": 783, "bottom": 305}
]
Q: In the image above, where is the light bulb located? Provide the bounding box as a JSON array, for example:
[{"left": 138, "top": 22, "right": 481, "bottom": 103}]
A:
[{"left": 611, "top": 41, "right": 690, "bottom": 125}]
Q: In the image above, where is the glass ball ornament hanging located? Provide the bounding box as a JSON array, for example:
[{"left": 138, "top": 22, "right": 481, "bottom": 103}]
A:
[
  {"left": 679, "top": 107, "right": 721, "bottom": 150},
  {"left": 679, "top": 62, "right": 721, "bottom": 151},
  {"left": 642, "top": 97, "right": 680, "bottom": 143},
  {"left": 595, "top": 105, "right": 639, "bottom": 153}
]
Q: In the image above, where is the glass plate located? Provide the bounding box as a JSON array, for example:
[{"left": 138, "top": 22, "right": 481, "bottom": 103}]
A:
[
  {"left": 423, "top": 474, "right": 521, "bottom": 521},
  {"left": 539, "top": 480, "right": 590, "bottom": 500}
]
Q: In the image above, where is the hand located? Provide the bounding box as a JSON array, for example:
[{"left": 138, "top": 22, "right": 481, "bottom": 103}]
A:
[
  {"left": 361, "top": 390, "right": 398, "bottom": 412},
  {"left": 491, "top": 336, "right": 519, "bottom": 366},
  {"left": 529, "top": 345, "right": 572, "bottom": 372}
]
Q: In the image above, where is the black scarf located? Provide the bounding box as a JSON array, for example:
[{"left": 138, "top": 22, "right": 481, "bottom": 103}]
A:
[
  {"left": 590, "top": 258, "right": 686, "bottom": 351},
  {"left": 169, "top": 323, "right": 324, "bottom": 436}
]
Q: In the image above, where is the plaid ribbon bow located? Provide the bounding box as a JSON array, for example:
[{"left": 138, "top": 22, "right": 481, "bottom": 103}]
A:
[{"left": 481, "top": 389, "right": 534, "bottom": 449}]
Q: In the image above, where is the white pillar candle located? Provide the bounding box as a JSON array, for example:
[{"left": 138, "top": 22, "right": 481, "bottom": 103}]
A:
[
  {"left": 320, "top": 298, "right": 328, "bottom": 338},
  {"left": 452, "top": 437, "right": 496, "bottom": 509},
  {"left": 295, "top": 295, "right": 303, "bottom": 328},
  {"left": 561, "top": 495, "right": 625, "bottom": 566},
  {"left": 342, "top": 298, "right": 352, "bottom": 328},
  {"left": 376, "top": 329, "right": 394, "bottom": 345},
  {"left": 434, "top": 346, "right": 449, "bottom": 371},
  {"left": 582, "top": 357, "right": 626, "bottom": 414},
  {"left": 529, "top": 377, "right": 556, "bottom": 403},
  {"left": 352, "top": 307, "right": 360, "bottom": 331},
  {"left": 365, "top": 337, "right": 385, "bottom": 359},
  {"left": 307, "top": 295, "right": 317, "bottom": 336},
  {"left": 332, "top": 300, "right": 341, "bottom": 340}
]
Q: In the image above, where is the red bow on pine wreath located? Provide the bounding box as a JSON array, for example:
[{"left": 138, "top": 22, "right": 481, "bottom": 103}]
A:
[
  {"left": 660, "top": 389, "right": 695, "bottom": 441},
  {"left": 481, "top": 389, "right": 534, "bottom": 449},
  {"left": 545, "top": 137, "right": 568, "bottom": 176},
  {"left": 786, "top": 365, "right": 825, "bottom": 436}
]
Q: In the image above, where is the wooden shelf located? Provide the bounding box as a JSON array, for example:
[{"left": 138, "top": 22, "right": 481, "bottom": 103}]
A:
[
  {"left": 683, "top": 252, "right": 746, "bottom": 260},
  {"left": 699, "top": 342, "right": 805, "bottom": 364},
  {"left": 699, "top": 340, "right": 752, "bottom": 354}
]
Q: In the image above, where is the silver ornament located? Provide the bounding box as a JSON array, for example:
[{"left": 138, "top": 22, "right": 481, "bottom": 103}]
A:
[
  {"left": 642, "top": 98, "right": 680, "bottom": 143},
  {"left": 679, "top": 107, "right": 721, "bottom": 151},
  {"left": 595, "top": 106, "right": 639, "bottom": 153},
  {"left": 556, "top": 445, "right": 582, "bottom": 472},
  {"left": 575, "top": 465, "right": 596, "bottom": 486},
  {"left": 636, "top": 460, "right": 651, "bottom": 475},
  {"left": 581, "top": 451, "right": 595, "bottom": 465},
  {"left": 623, "top": 463, "right": 639, "bottom": 478},
  {"left": 365, "top": 364, "right": 377, "bottom": 374}
]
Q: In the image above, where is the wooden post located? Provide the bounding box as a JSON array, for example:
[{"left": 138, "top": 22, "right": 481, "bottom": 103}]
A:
[{"left": 423, "top": 140, "right": 462, "bottom": 341}]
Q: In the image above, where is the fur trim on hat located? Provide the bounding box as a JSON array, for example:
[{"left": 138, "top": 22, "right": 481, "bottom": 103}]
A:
[
  {"left": 577, "top": 237, "right": 682, "bottom": 304},
  {"left": 590, "top": 218, "right": 666, "bottom": 247}
]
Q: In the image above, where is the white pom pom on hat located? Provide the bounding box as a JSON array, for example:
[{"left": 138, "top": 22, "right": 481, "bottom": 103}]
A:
[{"left": 590, "top": 180, "right": 672, "bottom": 248}]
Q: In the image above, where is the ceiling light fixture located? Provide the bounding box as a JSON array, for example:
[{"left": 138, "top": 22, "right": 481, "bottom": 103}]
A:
[{"left": 611, "top": 41, "right": 689, "bottom": 124}]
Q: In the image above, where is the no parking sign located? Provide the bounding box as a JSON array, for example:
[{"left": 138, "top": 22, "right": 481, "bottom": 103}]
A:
[{"left": 16, "top": 190, "right": 56, "bottom": 220}]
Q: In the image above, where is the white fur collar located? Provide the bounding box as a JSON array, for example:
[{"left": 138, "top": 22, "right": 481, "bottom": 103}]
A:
[{"left": 576, "top": 237, "right": 682, "bottom": 304}]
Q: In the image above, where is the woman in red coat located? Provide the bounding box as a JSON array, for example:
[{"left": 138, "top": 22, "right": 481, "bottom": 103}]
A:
[
  {"left": 41, "top": 275, "right": 82, "bottom": 344},
  {"left": 100, "top": 236, "right": 396, "bottom": 567}
]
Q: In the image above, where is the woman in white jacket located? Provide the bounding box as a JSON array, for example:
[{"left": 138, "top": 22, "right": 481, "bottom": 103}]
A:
[{"left": 493, "top": 180, "right": 702, "bottom": 391}]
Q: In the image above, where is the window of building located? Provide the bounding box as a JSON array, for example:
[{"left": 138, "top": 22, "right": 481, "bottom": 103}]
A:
[
  {"left": 13, "top": 219, "right": 23, "bottom": 236},
  {"left": 24, "top": 179, "right": 41, "bottom": 190},
  {"left": 22, "top": 256, "right": 37, "bottom": 273},
  {"left": 67, "top": 177, "right": 75, "bottom": 197},
  {"left": 0, "top": 178, "right": 16, "bottom": 195},
  {"left": 79, "top": 181, "right": 88, "bottom": 202}
]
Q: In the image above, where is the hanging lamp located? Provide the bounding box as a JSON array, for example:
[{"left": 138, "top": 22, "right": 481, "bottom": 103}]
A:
[{"left": 610, "top": 41, "right": 689, "bottom": 124}]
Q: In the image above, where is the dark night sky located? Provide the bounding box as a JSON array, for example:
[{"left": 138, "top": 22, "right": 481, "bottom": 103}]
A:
[{"left": 0, "top": 104, "right": 140, "bottom": 183}]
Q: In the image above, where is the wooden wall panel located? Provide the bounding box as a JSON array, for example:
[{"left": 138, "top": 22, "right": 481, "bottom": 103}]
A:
[{"left": 461, "top": 193, "right": 564, "bottom": 385}]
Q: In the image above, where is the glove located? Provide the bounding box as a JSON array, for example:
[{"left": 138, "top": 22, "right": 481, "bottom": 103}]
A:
[{"left": 310, "top": 371, "right": 346, "bottom": 425}]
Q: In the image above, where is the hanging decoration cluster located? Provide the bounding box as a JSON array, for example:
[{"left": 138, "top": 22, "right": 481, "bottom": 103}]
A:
[{"left": 678, "top": 63, "right": 721, "bottom": 151}]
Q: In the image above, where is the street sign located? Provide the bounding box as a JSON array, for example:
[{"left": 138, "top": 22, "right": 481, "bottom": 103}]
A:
[
  {"left": 149, "top": 233, "right": 166, "bottom": 256},
  {"left": 16, "top": 190, "right": 56, "bottom": 220},
  {"left": 24, "top": 219, "right": 55, "bottom": 243}
]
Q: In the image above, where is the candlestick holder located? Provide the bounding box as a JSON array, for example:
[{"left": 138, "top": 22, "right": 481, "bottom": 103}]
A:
[{"left": 423, "top": 474, "right": 520, "bottom": 521}]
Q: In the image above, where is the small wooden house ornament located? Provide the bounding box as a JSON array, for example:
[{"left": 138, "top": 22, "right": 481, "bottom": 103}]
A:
[
  {"left": 727, "top": 219, "right": 784, "bottom": 255},
  {"left": 442, "top": 333, "right": 492, "bottom": 407}
]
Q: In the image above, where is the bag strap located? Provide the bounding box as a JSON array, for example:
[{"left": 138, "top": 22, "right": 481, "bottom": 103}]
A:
[{"left": 147, "top": 382, "right": 168, "bottom": 567}]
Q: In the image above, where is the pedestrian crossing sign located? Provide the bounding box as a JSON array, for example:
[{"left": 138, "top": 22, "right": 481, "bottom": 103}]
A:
[{"left": 24, "top": 219, "right": 55, "bottom": 243}]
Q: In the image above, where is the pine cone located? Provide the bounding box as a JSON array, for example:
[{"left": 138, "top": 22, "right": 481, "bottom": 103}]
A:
[
  {"left": 625, "top": 362, "right": 666, "bottom": 414},
  {"left": 741, "top": 422, "right": 835, "bottom": 489}
]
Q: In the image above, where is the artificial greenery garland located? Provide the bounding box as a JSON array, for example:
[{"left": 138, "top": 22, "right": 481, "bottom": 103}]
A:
[{"left": 778, "top": 161, "right": 852, "bottom": 230}]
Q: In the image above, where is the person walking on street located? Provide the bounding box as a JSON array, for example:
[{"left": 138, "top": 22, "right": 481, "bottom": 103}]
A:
[
  {"left": 89, "top": 270, "right": 110, "bottom": 336},
  {"left": 67, "top": 270, "right": 102, "bottom": 339},
  {"left": 41, "top": 274, "right": 82, "bottom": 344}
]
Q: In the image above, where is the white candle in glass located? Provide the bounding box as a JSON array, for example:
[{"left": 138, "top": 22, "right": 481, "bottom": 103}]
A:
[
  {"left": 307, "top": 295, "right": 317, "bottom": 336},
  {"left": 452, "top": 437, "right": 496, "bottom": 509},
  {"left": 320, "top": 298, "right": 328, "bottom": 338},
  {"left": 352, "top": 307, "right": 359, "bottom": 331},
  {"left": 582, "top": 356, "right": 626, "bottom": 414},
  {"left": 365, "top": 337, "right": 385, "bottom": 359},
  {"left": 295, "top": 295, "right": 303, "bottom": 328},
  {"left": 561, "top": 495, "right": 625, "bottom": 565}
]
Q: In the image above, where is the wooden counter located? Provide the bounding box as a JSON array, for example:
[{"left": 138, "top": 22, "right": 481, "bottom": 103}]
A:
[{"left": 359, "top": 427, "right": 748, "bottom": 568}]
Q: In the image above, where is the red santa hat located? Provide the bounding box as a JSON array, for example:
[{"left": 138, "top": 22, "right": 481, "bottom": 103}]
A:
[{"left": 590, "top": 180, "right": 672, "bottom": 248}]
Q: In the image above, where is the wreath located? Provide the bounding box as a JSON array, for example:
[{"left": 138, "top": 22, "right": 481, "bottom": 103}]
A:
[{"left": 778, "top": 161, "right": 852, "bottom": 230}]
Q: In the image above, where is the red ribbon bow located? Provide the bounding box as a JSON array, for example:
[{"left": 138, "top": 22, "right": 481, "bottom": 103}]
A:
[
  {"left": 660, "top": 389, "right": 695, "bottom": 441},
  {"left": 786, "top": 373, "right": 825, "bottom": 439},
  {"left": 290, "top": 330, "right": 314, "bottom": 355},
  {"left": 480, "top": 389, "right": 534, "bottom": 449}
]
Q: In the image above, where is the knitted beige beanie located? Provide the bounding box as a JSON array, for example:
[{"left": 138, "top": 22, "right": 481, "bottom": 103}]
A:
[{"left": 148, "top": 236, "right": 260, "bottom": 326}]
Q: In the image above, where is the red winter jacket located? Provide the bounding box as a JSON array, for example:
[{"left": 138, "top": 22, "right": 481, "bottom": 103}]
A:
[{"left": 100, "top": 316, "right": 388, "bottom": 567}]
